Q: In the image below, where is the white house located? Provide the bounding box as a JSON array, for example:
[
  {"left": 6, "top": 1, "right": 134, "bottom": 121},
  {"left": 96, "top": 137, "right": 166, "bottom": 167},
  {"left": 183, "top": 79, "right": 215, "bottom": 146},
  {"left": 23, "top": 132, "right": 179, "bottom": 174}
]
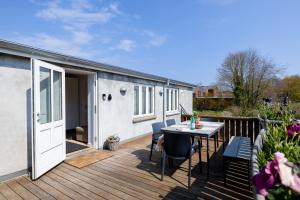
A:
[{"left": 0, "top": 39, "right": 195, "bottom": 181}]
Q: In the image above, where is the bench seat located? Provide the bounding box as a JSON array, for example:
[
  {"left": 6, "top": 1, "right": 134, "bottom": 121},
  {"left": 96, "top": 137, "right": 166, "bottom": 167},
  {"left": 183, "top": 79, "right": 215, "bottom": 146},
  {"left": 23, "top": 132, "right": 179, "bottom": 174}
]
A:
[
  {"left": 223, "top": 136, "right": 251, "bottom": 160},
  {"left": 223, "top": 136, "right": 252, "bottom": 188}
]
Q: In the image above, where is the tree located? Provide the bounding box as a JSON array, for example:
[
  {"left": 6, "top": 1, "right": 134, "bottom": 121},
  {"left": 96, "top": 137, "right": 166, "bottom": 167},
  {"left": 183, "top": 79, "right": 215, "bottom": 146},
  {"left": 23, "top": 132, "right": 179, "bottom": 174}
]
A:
[
  {"left": 217, "top": 49, "right": 281, "bottom": 108},
  {"left": 281, "top": 75, "right": 300, "bottom": 102}
]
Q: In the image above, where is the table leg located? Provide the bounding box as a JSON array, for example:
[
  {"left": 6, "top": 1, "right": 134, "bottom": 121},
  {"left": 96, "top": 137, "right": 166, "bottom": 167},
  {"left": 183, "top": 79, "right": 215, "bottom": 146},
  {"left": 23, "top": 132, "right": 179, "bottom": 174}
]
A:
[{"left": 207, "top": 136, "right": 210, "bottom": 178}]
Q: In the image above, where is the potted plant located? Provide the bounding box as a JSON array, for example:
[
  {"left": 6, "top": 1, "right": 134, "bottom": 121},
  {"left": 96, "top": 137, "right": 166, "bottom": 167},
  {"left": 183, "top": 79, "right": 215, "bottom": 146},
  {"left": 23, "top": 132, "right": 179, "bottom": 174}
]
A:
[
  {"left": 106, "top": 135, "right": 120, "bottom": 151},
  {"left": 258, "top": 103, "right": 293, "bottom": 129},
  {"left": 251, "top": 121, "right": 300, "bottom": 200}
]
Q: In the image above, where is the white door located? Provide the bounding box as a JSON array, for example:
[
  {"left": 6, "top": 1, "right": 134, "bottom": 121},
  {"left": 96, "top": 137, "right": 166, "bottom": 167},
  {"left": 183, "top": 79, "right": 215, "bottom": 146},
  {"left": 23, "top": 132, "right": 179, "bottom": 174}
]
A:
[{"left": 32, "top": 59, "right": 66, "bottom": 179}]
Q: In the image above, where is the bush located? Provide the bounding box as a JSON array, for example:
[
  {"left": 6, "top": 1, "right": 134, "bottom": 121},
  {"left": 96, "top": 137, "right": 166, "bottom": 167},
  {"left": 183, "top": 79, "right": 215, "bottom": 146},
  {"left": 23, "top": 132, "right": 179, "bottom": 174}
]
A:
[{"left": 193, "top": 97, "right": 233, "bottom": 111}]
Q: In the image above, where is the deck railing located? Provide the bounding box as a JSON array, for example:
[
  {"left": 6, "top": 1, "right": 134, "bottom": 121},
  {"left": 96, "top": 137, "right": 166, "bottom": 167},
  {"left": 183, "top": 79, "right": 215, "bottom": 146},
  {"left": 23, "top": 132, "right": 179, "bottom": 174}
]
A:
[{"left": 181, "top": 114, "right": 261, "bottom": 144}]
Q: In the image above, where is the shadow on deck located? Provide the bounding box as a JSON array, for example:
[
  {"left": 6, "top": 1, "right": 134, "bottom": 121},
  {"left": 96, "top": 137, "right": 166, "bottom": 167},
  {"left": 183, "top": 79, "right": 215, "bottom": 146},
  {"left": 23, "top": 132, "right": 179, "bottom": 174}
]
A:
[{"left": 0, "top": 134, "right": 254, "bottom": 200}]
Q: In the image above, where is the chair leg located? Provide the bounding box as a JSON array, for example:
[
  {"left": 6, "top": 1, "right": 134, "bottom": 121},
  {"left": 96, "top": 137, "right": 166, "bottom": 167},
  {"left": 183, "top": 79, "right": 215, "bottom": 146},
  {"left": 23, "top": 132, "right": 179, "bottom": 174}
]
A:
[
  {"left": 248, "top": 160, "right": 251, "bottom": 190},
  {"left": 188, "top": 155, "right": 192, "bottom": 188},
  {"left": 168, "top": 158, "right": 173, "bottom": 168},
  {"left": 149, "top": 141, "right": 154, "bottom": 161},
  {"left": 198, "top": 139, "right": 202, "bottom": 173},
  {"left": 161, "top": 152, "right": 166, "bottom": 181},
  {"left": 214, "top": 136, "right": 217, "bottom": 153},
  {"left": 223, "top": 157, "right": 227, "bottom": 185},
  {"left": 216, "top": 134, "right": 219, "bottom": 148}
]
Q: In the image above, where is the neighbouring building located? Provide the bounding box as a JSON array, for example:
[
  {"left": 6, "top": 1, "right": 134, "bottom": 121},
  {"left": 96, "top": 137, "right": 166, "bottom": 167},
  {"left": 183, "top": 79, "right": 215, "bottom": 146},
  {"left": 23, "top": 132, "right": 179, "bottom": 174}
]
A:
[
  {"left": 195, "top": 85, "right": 233, "bottom": 98},
  {"left": 0, "top": 39, "right": 195, "bottom": 181}
]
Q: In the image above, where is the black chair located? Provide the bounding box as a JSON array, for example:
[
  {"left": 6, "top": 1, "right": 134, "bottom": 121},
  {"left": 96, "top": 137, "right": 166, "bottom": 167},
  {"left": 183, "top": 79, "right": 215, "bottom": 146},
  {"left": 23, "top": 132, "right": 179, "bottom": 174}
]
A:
[
  {"left": 161, "top": 130, "right": 201, "bottom": 188},
  {"left": 150, "top": 122, "right": 166, "bottom": 161},
  {"left": 166, "top": 119, "right": 176, "bottom": 126}
]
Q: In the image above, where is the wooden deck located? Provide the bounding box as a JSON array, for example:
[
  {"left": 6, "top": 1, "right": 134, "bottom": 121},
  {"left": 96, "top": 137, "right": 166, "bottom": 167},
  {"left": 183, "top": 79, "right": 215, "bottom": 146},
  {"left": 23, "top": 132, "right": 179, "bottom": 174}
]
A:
[{"left": 0, "top": 135, "right": 253, "bottom": 200}]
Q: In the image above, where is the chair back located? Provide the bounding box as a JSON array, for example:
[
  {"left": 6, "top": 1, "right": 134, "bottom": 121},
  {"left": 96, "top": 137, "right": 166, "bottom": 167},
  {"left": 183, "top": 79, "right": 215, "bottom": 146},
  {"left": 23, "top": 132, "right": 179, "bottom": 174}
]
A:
[
  {"left": 163, "top": 130, "right": 192, "bottom": 159},
  {"left": 151, "top": 122, "right": 166, "bottom": 140},
  {"left": 166, "top": 119, "right": 176, "bottom": 126},
  {"left": 201, "top": 117, "right": 218, "bottom": 122}
]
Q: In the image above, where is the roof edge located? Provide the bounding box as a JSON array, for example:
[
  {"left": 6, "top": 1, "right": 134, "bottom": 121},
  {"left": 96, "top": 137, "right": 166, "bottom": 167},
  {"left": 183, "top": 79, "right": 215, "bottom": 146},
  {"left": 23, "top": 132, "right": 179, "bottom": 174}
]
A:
[{"left": 0, "top": 39, "right": 196, "bottom": 88}]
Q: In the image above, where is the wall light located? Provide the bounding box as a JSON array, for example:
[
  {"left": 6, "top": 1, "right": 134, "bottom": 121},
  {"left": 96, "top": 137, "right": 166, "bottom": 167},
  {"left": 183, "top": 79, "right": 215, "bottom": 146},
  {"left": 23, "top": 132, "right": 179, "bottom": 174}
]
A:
[
  {"left": 159, "top": 90, "right": 164, "bottom": 96},
  {"left": 102, "top": 94, "right": 106, "bottom": 101},
  {"left": 120, "top": 87, "right": 127, "bottom": 93}
]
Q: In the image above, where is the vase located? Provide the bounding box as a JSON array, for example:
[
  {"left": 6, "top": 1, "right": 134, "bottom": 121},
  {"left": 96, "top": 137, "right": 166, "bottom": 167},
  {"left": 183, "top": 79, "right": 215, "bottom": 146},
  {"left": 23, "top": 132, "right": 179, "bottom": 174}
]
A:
[{"left": 108, "top": 141, "right": 119, "bottom": 151}]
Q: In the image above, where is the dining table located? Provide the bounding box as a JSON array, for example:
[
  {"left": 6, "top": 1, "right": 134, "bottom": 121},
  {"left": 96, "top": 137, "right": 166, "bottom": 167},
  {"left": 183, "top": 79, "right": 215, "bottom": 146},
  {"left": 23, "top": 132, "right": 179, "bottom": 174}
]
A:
[{"left": 161, "top": 120, "right": 225, "bottom": 178}]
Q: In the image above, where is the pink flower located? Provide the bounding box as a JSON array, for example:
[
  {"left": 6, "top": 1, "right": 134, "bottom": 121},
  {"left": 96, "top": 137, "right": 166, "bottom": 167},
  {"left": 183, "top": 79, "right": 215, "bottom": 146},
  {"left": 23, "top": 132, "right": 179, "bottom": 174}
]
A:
[
  {"left": 278, "top": 162, "right": 300, "bottom": 194},
  {"left": 253, "top": 161, "right": 277, "bottom": 196},
  {"left": 252, "top": 152, "right": 286, "bottom": 196},
  {"left": 274, "top": 152, "right": 287, "bottom": 170},
  {"left": 287, "top": 123, "right": 300, "bottom": 137}
]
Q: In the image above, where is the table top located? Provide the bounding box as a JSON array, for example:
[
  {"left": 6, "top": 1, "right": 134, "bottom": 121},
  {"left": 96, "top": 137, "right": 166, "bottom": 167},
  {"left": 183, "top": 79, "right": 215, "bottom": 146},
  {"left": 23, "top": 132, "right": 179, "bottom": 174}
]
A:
[{"left": 161, "top": 121, "right": 224, "bottom": 137}]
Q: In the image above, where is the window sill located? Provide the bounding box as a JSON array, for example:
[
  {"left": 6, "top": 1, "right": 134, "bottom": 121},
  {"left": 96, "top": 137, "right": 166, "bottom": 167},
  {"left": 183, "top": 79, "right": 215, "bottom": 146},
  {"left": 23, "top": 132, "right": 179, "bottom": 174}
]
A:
[
  {"left": 166, "top": 112, "right": 180, "bottom": 117},
  {"left": 132, "top": 115, "right": 157, "bottom": 123}
]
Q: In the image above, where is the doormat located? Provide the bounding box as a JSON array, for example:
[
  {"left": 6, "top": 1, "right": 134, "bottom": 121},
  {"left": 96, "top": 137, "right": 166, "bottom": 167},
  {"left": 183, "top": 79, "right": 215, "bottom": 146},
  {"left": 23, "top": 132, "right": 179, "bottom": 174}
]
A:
[
  {"left": 66, "top": 141, "right": 88, "bottom": 154},
  {"left": 64, "top": 151, "right": 113, "bottom": 168}
]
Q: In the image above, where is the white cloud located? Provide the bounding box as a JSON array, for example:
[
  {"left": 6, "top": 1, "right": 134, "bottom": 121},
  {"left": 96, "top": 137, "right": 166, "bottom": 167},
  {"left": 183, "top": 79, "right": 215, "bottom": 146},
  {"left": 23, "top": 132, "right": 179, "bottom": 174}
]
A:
[
  {"left": 13, "top": 0, "right": 167, "bottom": 61},
  {"left": 116, "top": 39, "right": 136, "bottom": 52},
  {"left": 36, "top": 0, "right": 120, "bottom": 29},
  {"left": 14, "top": 33, "right": 94, "bottom": 58},
  {"left": 143, "top": 30, "right": 166, "bottom": 47}
]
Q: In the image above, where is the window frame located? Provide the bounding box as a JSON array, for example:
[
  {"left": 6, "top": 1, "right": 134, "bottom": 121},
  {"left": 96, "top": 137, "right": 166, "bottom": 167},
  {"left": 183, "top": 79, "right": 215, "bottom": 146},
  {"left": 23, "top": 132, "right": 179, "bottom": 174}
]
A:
[
  {"left": 165, "top": 87, "right": 179, "bottom": 114},
  {"left": 133, "top": 84, "right": 155, "bottom": 118}
]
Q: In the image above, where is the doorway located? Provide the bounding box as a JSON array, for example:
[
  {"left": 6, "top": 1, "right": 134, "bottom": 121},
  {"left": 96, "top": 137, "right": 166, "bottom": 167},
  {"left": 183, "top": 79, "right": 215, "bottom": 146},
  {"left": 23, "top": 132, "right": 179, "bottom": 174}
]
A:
[
  {"left": 32, "top": 59, "right": 98, "bottom": 179},
  {"left": 64, "top": 68, "right": 97, "bottom": 154}
]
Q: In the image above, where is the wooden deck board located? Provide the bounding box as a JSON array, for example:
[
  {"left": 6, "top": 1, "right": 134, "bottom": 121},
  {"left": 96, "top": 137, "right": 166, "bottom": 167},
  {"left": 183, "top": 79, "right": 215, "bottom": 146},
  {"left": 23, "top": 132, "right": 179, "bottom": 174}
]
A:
[
  {"left": 0, "top": 183, "right": 23, "bottom": 200},
  {"left": 7, "top": 180, "right": 39, "bottom": 200},
  {"left": 28, "top": 177, "right": 73, "bottom": 200},
  {"left": 17, "top": 177, "right": 55, "bottom": 200},
  {"left": 0, "top": 135, "right": 253, "bottom": 200}
]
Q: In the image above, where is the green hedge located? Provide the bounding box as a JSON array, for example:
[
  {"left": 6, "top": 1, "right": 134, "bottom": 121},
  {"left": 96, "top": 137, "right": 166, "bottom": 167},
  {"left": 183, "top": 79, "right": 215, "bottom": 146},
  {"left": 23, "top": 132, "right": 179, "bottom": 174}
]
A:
[{"left": 193, "top": 97, "right": 234, "bottom": 111}]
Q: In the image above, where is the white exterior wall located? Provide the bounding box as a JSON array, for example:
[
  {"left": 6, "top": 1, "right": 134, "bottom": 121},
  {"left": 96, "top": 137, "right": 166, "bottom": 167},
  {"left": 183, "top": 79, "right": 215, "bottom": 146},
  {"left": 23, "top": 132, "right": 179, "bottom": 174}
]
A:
[
  {"left": 179, "top": 88, "right": 193, "bottom": 114},
  {"left": 0, "top": 54, "right": 31, "bottom": 180},
  {"left": 0, "top": 54, "right": 194, "bottom": 180},
  {"left": 97, "top": 72, "right": 193, "bottom": 147}
]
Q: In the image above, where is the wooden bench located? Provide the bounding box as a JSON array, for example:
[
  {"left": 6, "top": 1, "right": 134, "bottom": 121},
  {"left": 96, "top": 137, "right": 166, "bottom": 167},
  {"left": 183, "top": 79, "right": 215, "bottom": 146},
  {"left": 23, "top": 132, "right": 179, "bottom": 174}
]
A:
[{"left": 223, "top": 136, "right": 251, "bottom": 187}]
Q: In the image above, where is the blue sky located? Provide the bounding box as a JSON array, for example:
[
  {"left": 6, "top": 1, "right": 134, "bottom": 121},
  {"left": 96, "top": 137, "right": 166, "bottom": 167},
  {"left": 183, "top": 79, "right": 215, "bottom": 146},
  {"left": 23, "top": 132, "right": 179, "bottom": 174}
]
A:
[{"left": 0, "top": 0, "right": 299, "bottom": 85}]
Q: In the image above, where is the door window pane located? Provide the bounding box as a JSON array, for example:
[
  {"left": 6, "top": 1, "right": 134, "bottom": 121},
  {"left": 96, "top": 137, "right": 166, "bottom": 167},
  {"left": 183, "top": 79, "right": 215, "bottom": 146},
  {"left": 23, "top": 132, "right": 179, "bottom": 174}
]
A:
[
  {"left": 134, "top": 86, "right": 139, "bottom": 115},
  {"left": 148, "top": 87, "right": 153, "bottom": 113},
  {"left": 40, "top": 67, "right": 51, "bottom": 124},
  {"left": 142, "top": 86, "right": 146, "bottom": 114},
  {"left": 53, "top": 71, "right": 62, "bottom": 121}
]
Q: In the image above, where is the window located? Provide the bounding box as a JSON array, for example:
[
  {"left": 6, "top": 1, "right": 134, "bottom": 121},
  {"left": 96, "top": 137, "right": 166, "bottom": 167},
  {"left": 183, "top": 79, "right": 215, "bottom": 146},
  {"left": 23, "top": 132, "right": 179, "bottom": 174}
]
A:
[
  {"left": 134, "top": 86, "right": 139, "bottom": 115},
  {"left": 166, "top": 88, "right": 179, "bottom": 113},
  {"left": 53, "top": 71, "right": 62, "bottom": 121},
  {"left": 166, "top": 89, "right": 170, "bottom": 111},
  {"left": 134, "top": 85, "right": 155, "bottom": 117},
  {"left": 142, "top": 86, "right": 146, "bottom": 114},
  {"left": 40, "top": 67, "right": 51, "bottom": 124},
  {"left": 148, "top": 87, "right": 153, "bottom": 113}
]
